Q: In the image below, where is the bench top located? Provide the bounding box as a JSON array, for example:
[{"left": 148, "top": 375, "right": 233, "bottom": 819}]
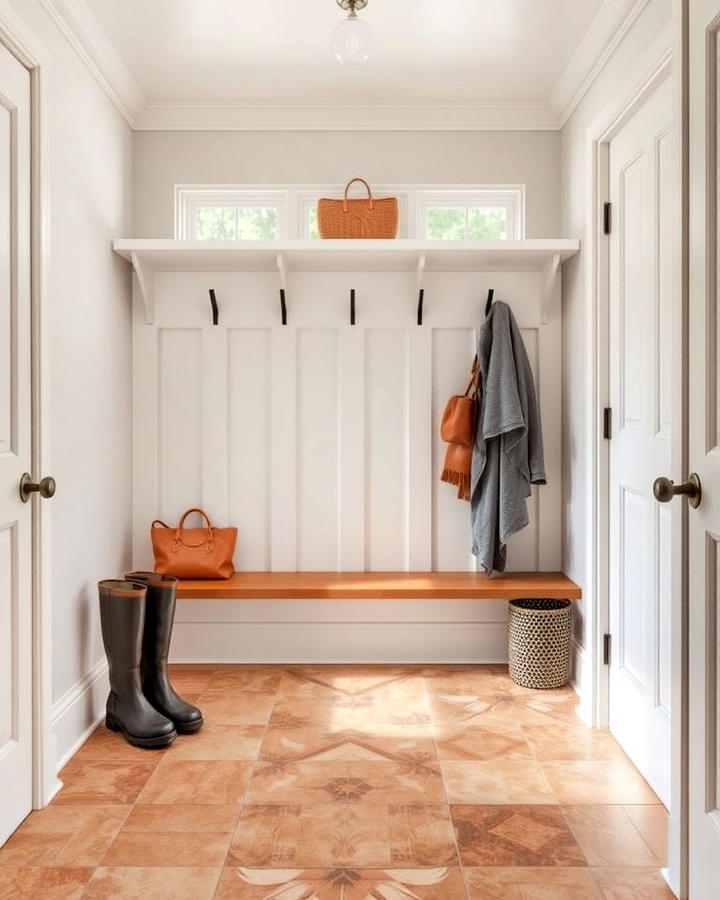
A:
[{"left": 175, "top": 571, "right": 582, "bottom": 600}]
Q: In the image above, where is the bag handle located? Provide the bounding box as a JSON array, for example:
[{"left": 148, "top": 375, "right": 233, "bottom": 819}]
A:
[
  {"left": 174, "top": 508, "right": 214, "bottom": 549},
  {"left": 463, "top": 355, "right": 479, "bottom": 398},
  {"left": 343, "top": 177, "right": 374, "bottom": 213}
]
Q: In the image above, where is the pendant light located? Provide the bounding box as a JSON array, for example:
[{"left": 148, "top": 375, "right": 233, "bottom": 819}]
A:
[{"left": 331, "top": 0, "right": 373, "bottom": 66}]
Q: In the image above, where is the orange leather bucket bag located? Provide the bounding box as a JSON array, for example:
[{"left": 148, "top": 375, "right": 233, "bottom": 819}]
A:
[{"left": 151, "top": 508, "right": 237, "bottom": 579}]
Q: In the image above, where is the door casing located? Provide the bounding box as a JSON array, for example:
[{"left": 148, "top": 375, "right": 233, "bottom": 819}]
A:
[
  {"left": 0, "top": 1, "right": 57, "bottom": 809},
  {"left": 583, "top": 19, "right": 688, "bottom": 900}
]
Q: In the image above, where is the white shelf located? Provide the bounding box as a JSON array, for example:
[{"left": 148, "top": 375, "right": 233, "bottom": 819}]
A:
[{"left": 113, "top": 238, "right": 579, "bottom": 324}]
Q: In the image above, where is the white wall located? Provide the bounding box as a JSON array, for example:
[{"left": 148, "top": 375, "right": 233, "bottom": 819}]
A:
[
  {"left": 560, "top": 0, "right": 673, "bottom": 714},
  {"left": 131, "top": 130, "right": 560, "bottom": 238},
  {"left": 6, "top": 0, "right": 133, "bottom": 767}
]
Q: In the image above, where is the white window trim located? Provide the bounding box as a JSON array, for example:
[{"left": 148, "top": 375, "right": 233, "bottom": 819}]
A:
[{"left": 175, "top": 184, "right": 526, "bottom": 240}]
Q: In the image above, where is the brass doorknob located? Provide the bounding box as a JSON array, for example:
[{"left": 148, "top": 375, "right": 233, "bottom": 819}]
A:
[
  {"left": 653, "top": 473, "right": 701, "bottom": 509},
  {"left": 19, "top": 473, "right": 56, "bottom": 503}
]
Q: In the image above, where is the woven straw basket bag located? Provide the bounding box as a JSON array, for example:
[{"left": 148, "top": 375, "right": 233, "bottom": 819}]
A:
[
  {"left": 508, "top": 598, "right": 573, "bottom": 690},
  {"left": 317, "top": 177, "right": 398, "bottom": 239}
]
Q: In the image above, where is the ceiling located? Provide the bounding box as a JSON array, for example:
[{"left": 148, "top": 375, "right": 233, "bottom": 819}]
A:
[{"left": 47, "top": 0, "right": 639, "bottom": 129}]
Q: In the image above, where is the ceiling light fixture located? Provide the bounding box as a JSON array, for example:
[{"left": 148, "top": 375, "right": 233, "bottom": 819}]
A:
[{"left": 331, "top": 0, "right": 373, "bottom": 66}]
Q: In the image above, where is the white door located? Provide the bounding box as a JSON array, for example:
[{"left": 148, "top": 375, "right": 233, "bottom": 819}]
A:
[
  {"left": 688, "top": 2, "right": 720, "bottom": 893},
  {"left": 607, "top": 75, "right": 675, "bottom": 807},
  {"left": 0, "top": 42, "right": 33, "bottom": 845}
]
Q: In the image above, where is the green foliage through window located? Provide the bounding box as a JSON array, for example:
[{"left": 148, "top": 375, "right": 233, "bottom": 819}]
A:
[
  {"left": 196, "top": 207, "right": 279, "bottom": 240},
  {"left": 426, "top": 206, "right": 507, "bottom": 240}
]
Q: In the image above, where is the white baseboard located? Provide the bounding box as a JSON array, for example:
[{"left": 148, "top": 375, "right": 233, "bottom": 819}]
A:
[
  {"left": 51, "top": 657, "right": 109, "bottom": 771},
  {"left": 170, "top": 622, "right": 509, "bottom": 664},
  {"left": 570, "top": 637, "right": 593, "bottom": 725}
]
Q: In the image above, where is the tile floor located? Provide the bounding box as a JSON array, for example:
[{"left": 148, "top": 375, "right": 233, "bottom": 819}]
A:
[{"left": 0, "top": 664, "right": 673, "bottom": 899}]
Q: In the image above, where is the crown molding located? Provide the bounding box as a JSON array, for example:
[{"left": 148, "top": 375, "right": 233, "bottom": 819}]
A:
[
  {"left": 133, "top": 102, "right": 560, "bottom": 132},
  {"left": 550, "top": 0, "right": 652, "bottom": 127},
  {"left": 38, "top": 0, "right": 144, "bottom": 125}
]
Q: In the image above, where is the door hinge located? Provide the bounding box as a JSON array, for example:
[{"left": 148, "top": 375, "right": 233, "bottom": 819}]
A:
[
  {"left": 603, "top": 633, "right": 612, "bottom": 666},
  {"left": 603, "top": 201, "right": 612, "bottom": 235},
  {"left": 603, "top": 407, "right": 612, "bottom": 440}
]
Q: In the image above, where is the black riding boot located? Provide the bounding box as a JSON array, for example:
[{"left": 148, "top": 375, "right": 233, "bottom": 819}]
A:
[
  {"left": 99, "top": 580, "right": 177, "bottom": 749},
  {"left": 125, "top": 572, "right": 204, "bottom": 734}
]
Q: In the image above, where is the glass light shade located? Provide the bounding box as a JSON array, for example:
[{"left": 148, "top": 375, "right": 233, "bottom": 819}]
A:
[{"left": 331, "top": 14, "right": 373, "bottom": 65}]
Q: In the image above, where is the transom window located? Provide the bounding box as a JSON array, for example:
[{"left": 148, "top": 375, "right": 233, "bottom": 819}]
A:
[{"left": 175, "top": 185, "right": 525, "bottom": 241}]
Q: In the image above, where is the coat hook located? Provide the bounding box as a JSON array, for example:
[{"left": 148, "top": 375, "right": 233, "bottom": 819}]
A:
[
  {"left": 350, "top": 288, "right": 356, "bottom": 326},
  {"left": 209, "top": 289, "right": 219, "bottom": 325},
  {"left": 416, "top": 253, "right": 426, "bottom": 326},
  {"left": 485, "top": 288, "right": 495, "bottom": 317},
  {"left": 279, "top": 288, "right": 288, "bottom": 326}
]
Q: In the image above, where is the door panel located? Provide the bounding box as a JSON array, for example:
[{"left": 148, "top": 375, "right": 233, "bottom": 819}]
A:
[
  {"left": 689, "top": 5, "right": 720, "bottom": 889},
  {"left": 0, "top": 42, "right": 32, "bottom": 846},
  {"left": 608, "top": 76, "right": 674, "bottom": 807}
]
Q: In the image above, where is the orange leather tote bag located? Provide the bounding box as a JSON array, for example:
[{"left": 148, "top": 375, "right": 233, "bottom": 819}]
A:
[{"left": 151, "top": 508, "right": 237, "bottom": 579}]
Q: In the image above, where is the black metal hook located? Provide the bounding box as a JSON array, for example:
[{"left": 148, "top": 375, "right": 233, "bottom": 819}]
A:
[
  {"left": 279, "top": 288, "right": 287, "bottom": 326},
  {"left": 417, "top": 288, "right": 425, "bottom": 326},
  {"left": 350, "top": 288, "right": 356, "bottom": 326},
  {"left": 485, "top": 288, "right": 495, "bottom": 317},
  {"left": 209, "top": 289, "right": 219, "bottom": 325}
]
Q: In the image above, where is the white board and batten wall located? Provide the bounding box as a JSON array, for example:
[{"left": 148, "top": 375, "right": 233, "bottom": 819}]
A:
[{"left": 121, "top": 240, "right": 576, "bottom": 663}]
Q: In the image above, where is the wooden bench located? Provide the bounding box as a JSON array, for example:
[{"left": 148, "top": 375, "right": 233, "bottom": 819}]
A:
[{"left": 176, "top": 571, "right": 582, "bottom": 600}]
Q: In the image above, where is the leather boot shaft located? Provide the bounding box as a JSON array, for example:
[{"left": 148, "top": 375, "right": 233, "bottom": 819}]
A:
[
  {"left": 125, "top": 571, "right": 203, "bottom": 733},
  {"left": 98, "top": 580, "right": 176, "bottom": 748}
]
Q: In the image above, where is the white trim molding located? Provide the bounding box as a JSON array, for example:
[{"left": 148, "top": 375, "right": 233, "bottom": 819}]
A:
[
  {"left": 30, "top": 0, "right": 665, "bottom": 132},
  {"left": 38, "top": 0, "right": 144, "bottom": 125},
  {"left": 51, "top": 658, "right": 108, "bottom": 772}
]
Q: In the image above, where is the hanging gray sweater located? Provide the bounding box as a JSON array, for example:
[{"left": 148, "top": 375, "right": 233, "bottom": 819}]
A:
[{"left": 470, "top": 301, "right": 546, "bottom": 572}]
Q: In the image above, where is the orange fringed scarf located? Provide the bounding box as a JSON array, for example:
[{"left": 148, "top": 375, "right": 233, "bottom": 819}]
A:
[{"left": 440, "top": 356, "right": 479, "bottom": 501}]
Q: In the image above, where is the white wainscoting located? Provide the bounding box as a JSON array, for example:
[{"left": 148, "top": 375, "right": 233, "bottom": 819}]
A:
[{"left": 132, "top": 266, "right": 562, "bottom": 662}]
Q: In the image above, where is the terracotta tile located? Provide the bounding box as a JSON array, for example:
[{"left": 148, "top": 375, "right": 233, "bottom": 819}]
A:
[
  {"left": 247, "top": 760, "right": 445, "bottom": 805},
  {"left": 591, "top": 867, "right": 676, "bottom": 899},
  {"left": 623, "top": 806, "right": 669, "bottom": 864},
  {"left": 422, "top": 664, "right": 508, "bottom": 696},
  {"left": 524, "top": 723, "right": 631, "bottom": 762},
  {"left": 84, "top": 866, "right": 221, "bottom": 899},
  {"left": 167, "top": 724, "right": 265, "bottom": 761},
  {"left": 0, "top": 804, "right": 130, "bottom": 867},
  {"left": 137, "top": 758, "right": 253, "bottom": 805},
  {"left": 53, "top": 761, "right": 157, "bottom": 804},
  {"left": 215, "top": 865, "right": 466, "bottom": 898},
  {"left": 196, "top": 691, "right": 277, "bottom": 725},
  {"left": 452, "top": 804, "right": 587, "bottom": 867},
  {"left": 0, "top": 867, "right": 92, "bottom": 899},
  {"left": 563, "top": 806, "right": 659, "bottom": 866},
  {"left": 166, "top": 664, "right": 217, "bottom": 694},
  {"left": 206, "top": 666, "right": 284, "bottom": 693},
  {"left": 509, "top": 692, "right": 583, "bottom": 725},
  {"left": 71, "top": 725, "right": 174, "bottom": 763},
  {"left": 279, "top": 666, "right": 423, "bottom": 696},
  {"left": 428, "top": 692, "right": 518, "bottom": 728},
  {"left": 229, "top": 803, "right": 457, "bottom": 868},
  {"left": 464, "top": 866, "right": 602, "bottom": 899},
  {"left": 122, "top": 804, "right": 240, "bottom": 833},
  {"left": 259, "top": 721, "right": 436, "bottom": 763},
  {"left": 541, "top": 760, "right": 660, "bottom": 805},
  {"left": 441, "top": 759, "right": 555, "bottom": 804},
  {"left": 102, "top": 830, "right": 231, "bottom": 866},
  {"left": 434, "top": 722, "right": 533, "bottom": 761}
]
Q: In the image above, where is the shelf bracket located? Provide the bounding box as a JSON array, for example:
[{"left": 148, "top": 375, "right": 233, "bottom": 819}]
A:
[
  {"left": 130, "top": 251, "right": 155, "bottom": 325},
  {"left": 276, "top": 253, "right": 288, "bottom": 325},
  {"left": 416, "top": 253, "right": 426, "bottom": 325},
  {"left": 540, "top": 252, "right": 561, "bottom": 325}
]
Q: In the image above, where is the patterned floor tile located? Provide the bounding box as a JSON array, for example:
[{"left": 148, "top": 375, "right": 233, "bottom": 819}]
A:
[
  {"left": 216, "top": 866, "right": 467, "bottom": 898},
  {"left": 541, "top": 759, "right": 660, "bottom": 805},
  {"left": 102, "top": 830, "right": 231, "bottom": 866},
  {"left": 83, "top": 866, "right": 221, "bottom": 899},
  {"left": 0, "top": 867, "right": 93, "bottom": 899},
  {"left": 464, "top": 866, "right": 602, "bottom": 899},
  {"left": 434, "top": 721, "right": 533, "bottom": 761},
  {"left": 247, "top": 759, "right": 445, "bottom": 805},
  {"left": 524, "top": 722, "right": 631, "bottom": 762},
  {"left": 194, "top": 691, "right": 277, "bottom": 725},
  {"left": 452, "top": 804, "right": 587, "bottom": 867},
  {"left": 229, "top": 803, "right": 458, "bottom": 868},
  {"left": 53, "top": 761, "right": 158, "bottom": 805},
  {"left": 441, "top": 759, "right": 556, "bottom": 804},
  {"left": 165, "top": 724, "right": 265, "bottom": 761},
  {"left": 563, "top": 806, "right": 659, "bottom": 866},
  {"left": 137, "top": 758, "right": 253, "bottom": 805},
  {"left": 0, "top": 804, "right": 130, "bottom": 867},
  {"left": 591, "top": 866, "right": 676, "bottom": 899}
]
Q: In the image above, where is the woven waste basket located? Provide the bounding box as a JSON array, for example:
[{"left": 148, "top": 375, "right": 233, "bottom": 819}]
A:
[{"left": 508, "top": 598, "right": 573, "bottom": 689}]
